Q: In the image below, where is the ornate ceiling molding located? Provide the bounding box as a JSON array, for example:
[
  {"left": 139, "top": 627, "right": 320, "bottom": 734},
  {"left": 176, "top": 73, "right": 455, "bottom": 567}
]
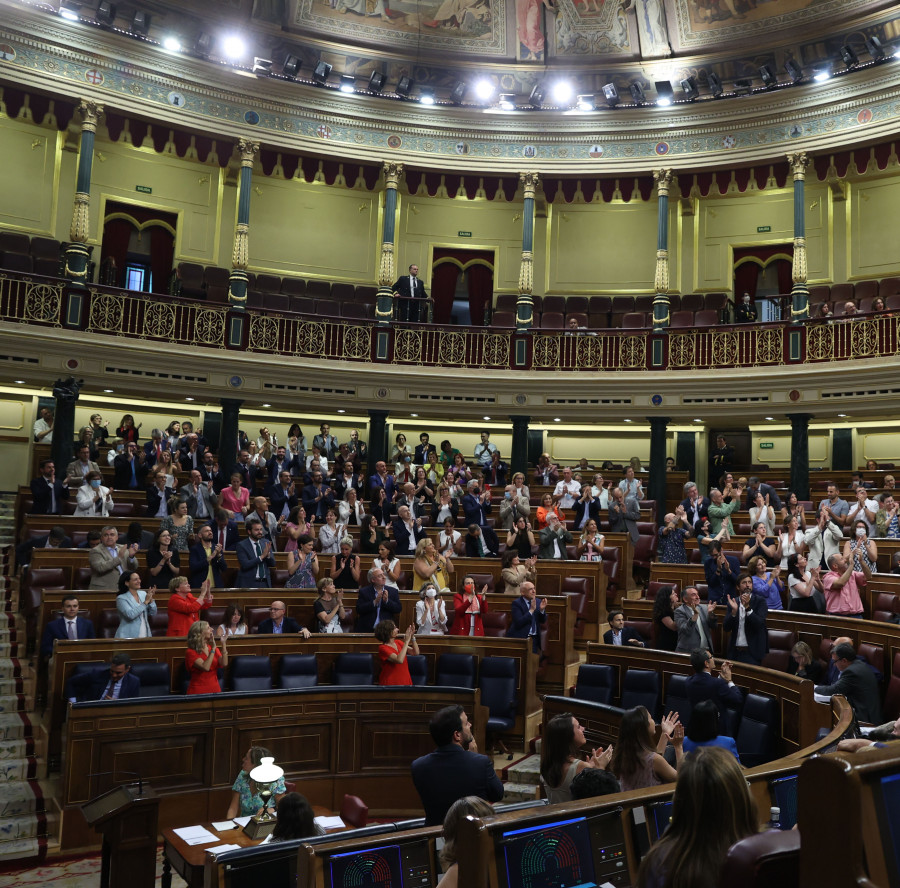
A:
[{"left": 3, "top": 6, "right": 900, "bottom": 173}]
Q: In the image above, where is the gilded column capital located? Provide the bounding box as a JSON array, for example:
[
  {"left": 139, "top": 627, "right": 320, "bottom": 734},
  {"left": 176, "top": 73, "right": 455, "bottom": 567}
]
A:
[
  {"left": 653, "top": 168, "right": 673, "bottom": 197},
  {"left": 519, "top": 171, "right": 540, "bottom": 199},
  {"left": 77, "top": 100, "right": 103, "bottom": 133},
  {"left": 238, "top": 139, "right": 259, "bottom": 167},
  {"left": 787, "top": 152, "right": 809, "bottom": 180},
  {"left": 382, "top": 161, "right": 404, "bottom": 190}
]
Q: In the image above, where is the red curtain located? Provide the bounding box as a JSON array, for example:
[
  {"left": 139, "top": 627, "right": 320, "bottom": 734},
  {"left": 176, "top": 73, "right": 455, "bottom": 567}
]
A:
[
  {"left": 774, "top": 258, "right": 793, "bottom": 296},
  {"left": 149, "top": 226, "right": 175, "bottom": 295},
  {"left": 467, "top": 264, "right": 494, "bottom": 326},
  {"left": 431, "top": 262, "right": 461, "bottom": 324},
  {"left": 100, "top": 219, "right": 133, "bottom": 288},
  {"left": 733, "top": 262, "right": 760, "bottom": 299}
]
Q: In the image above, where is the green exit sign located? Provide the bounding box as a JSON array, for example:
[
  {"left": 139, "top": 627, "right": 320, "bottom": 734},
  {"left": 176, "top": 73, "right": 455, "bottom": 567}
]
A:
[
  {"left": 757, "top": 225, "right": 771, "bottom": 232},
  {"left": 136, "top": 185, "right": 152, "bottom": 194},
  {"left": 759, "top": 442, "right": 774, "bottom": 449},
  {"left": 458, "top": 231, "right": 472, "bottom": 237}
]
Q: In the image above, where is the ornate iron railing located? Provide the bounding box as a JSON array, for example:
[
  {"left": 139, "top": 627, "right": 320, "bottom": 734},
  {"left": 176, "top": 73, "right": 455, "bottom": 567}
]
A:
[{"left": 1, "top": 271, "right": 898, "bottom": 371}]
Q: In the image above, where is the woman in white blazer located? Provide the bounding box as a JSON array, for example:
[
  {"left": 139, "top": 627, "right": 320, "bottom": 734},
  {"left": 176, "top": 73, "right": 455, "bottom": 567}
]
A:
[{"left": 74, "top": 470, "right": 114, "bottom": 518}]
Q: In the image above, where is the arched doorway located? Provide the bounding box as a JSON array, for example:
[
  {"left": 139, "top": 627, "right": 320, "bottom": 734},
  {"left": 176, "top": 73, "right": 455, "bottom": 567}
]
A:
[
  {"left": 431, "top": 247, "right": 495, "bottom": 326},
  {"left": 733, "top": 245, "right": 793, "bottom": 322},
  {"left": 100, "top": 201, "right": 177, "bottom": 294}
]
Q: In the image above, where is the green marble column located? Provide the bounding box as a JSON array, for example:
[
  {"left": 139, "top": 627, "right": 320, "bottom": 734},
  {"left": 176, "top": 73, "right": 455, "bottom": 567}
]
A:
[
  {"left": 648, "top": 416, "right": 670, "bottom": 526},
  {"left": 219, "top": 398, "right": 243, "bottom": 479},
  {"left": 516, "top": 172, "right": 540, "bottom": 332},
  {"left": 63, "top": 100, "right": 103, "bottom": 288},
  {"left": 227, "top": 139, "right": 259, "bottom": 310},
  {"left": 510, "top": 414, "right": 530, "bottom": 478},
  {"left": 367, "top": 409, "right": 390, "bottom": 468},
  {"left": 788, "top": 152, "right": 810, "bottom": 323},
  {"left": 788, "top": 413, "right": 812, "bottom": 501},
  {"left": 652, "top": 169, "right": 673, "bottom": 332},
  {"left": 375, "top": 162, "right": 403, "bottom": 326}
]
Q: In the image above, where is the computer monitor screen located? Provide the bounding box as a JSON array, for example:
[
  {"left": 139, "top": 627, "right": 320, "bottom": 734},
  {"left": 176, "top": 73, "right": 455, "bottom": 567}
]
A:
[
  {"left": 645, "top": 800, "right": 673, "bottom": 843},
  {"left": 771, "top": 775, "right": 798, "bottom": 830},
  {"left": 496, "top": 810, "right": 628, "bottom": 888},
  {"left": 324, "top": 840, "right": 433, "bottom": 888},
  {"left": 874, "top": 772, "right": 900, "bottom": 885}
]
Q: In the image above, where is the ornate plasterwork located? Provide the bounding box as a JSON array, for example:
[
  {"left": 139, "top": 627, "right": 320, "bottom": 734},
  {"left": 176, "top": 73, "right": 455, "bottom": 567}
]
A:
[{"left": 4, "top": 9, "right": 900, "bottom": 173}]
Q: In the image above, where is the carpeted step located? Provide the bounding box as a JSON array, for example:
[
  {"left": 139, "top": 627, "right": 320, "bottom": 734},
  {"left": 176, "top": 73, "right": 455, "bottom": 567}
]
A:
[
  {"left": 0, "top": 713, "right": 31, "bottom": 740},
  {"left": 504, "top": 753, "right": 541, "bottom": 785},
  {"left": 502, "top": 781, "right": 540, "bottom": 802}
]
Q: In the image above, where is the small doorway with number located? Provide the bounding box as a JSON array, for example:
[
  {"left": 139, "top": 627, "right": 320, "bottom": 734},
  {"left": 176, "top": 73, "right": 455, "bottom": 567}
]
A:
[
  {"left": 430, "top": 248, "right": 495, "bottom": 326},
  {"left": 100, "top": 201, "right": 177, "bottom": 294}
]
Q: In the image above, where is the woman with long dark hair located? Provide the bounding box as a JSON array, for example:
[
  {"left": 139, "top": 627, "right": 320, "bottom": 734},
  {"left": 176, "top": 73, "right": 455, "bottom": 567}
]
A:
[
  {"left": 539, "top": 712, "right": 613, "bottom": 804},
  {"left": 652, "top": 586, "right": 679, "bottom": 651},
  {"left": 609, "top": 706, "right": 682, "bottom": 793},
  {"left": 682, "top": 700, "right": 740, "bottom": 761},
  {"left": 268, "top": 792, "right": 321, "bottom": 842},
  {"left": 637, "top": 747, "right": 758, "bottom": 888}
]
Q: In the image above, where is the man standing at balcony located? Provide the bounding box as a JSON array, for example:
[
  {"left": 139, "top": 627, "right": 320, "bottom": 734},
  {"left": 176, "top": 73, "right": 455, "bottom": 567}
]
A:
[
  {"left": 393, "top": 263, "right": 427, "bottom": 323},
  {"left": 33, "top": 406, "right": 54, "bottom": 443},
  {"left": 709, "top": 434, "right": 734, "bottom": 480}
]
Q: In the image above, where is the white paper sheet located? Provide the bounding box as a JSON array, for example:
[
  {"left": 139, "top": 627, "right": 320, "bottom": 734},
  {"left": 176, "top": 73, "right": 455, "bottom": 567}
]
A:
[
  {"left": 207, "top": 843, "right": 242, "bottom": 854},
  {"left": 173, "top": 825, "right": 219, "bottom": 845},
  {"left": 233, "top": 815, "right": 253, "bottom": 827},
  {"left": 315, "top": 815, "right": 345, "bottom": 830},
  {"left": 211, "top": 820, "right": 240, "bottom": 831}
]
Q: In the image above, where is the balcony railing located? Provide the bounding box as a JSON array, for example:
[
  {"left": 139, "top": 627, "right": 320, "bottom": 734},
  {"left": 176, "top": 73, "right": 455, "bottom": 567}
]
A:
[{"left": 1, "top": 271, "right": 897, "bottom": 371}]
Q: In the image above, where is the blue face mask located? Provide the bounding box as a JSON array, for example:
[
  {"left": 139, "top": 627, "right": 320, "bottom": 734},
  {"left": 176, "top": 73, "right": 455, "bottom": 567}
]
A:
[{"left": 91, "top": 479, "right": 102, "bottom": 488}]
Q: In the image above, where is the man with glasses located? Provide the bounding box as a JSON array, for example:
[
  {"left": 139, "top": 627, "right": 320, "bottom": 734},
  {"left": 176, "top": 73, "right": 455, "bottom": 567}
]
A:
[{"left": 256, "top": 600, "right": 311, "bottom": 638}]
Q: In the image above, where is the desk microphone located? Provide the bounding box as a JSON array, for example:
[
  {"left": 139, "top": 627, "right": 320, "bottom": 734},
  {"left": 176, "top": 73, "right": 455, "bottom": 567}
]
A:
[{"left": 86, "top": 769, "right": 144, "bottom": 796}]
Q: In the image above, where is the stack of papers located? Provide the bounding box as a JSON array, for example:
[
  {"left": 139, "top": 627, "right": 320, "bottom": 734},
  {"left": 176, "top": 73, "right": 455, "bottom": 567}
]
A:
[
  {"left": 173, "top": 825, "right": 219, "bottom": 846},
  {"left": 211, "top": 820, "right": 240, "bottom": 831},
  {"left": 315, "top": 815, "right": 345, "bottom": 830},
  {"left": 207, "top": 843, "right": 242, "bottom": 854}
]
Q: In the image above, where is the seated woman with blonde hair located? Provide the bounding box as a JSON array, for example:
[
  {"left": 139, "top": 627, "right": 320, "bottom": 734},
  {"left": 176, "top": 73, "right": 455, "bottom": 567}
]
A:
[
  {"left": 413, "top": 537, "right": 453, "bottom": 593},
  {"left": 437, "top": 796, "right": 495, "bottom": 887}
]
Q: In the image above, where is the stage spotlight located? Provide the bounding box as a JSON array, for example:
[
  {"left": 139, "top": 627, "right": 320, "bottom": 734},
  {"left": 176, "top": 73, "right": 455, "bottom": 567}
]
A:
[
  {"left": 253, "top": 57, "right": 273, "bottom": 76},
  {"left": 368, "top": 70, "right": 386, "bottom": 92},
  {"left": 313, "top": 60, "right": 332, "bottom": 83},
  {"left": 498, "top": 93, "right": 515, "bottom": 110},
  {"left": 396, "top": 75, "right": 413, "bottom": 96},
  {"left": 339, "top": 74, "right": 355, "bottom": 93},
  {"left": 473, "top": 79, "right": 494, "bottom": 101},
  {"left": 576, "top": 94, "right": 595, "bottom": 111},
  {"left": 551, "top": 80, "right": 574, "bottom": 105},
  {"left": 629, "top": 82, "right": 646, "bottom": 104},
  {"left": 59, "top": 1, "right": 80, "bottom": 21},
  {"left": 813, "top": 67, "right": 831, "bottom": 82},
  {"left": 733, "top": 78, "right": 753, "bottom": 94},
  {"left": 785, "top": 59, "right": 803, "bottom": 83},
  {"left": 194, "top": 32, "right": 212, "bottom": 56},
  {"left": 95, "top": 1, "right": 115, "bottom": 25},
  {"left": 450, "top": 81, "right": 469, "bottom": 103},
  {"left": 866, "top": 35, "right": 886, "bottom": 61},
  {"left": 162, "top": 35, "right": 182, "bottom": 52},
  {"left": 282, "top": 54, "right": 301, "bottom": 78},
  {"left": 601, "top": 83, "right": 619, "bottom": 107},
  {"left": 680, "top": 76, "right": 699, "bottom": 100},
  {"left": 221, "top": 35, "right": 246, "bottom": 59},
  {"left": 418, "top": 88, "right": 435, "bottom": 105},
  {"left": 840, "top": 44, "right": 859, "bottom": 68},
  {"left": 707, "top": 72, "right": 723, "bottom": 96},
  {"left": 654, "top": 80, "right": 674, "bottom": 106},
  {"left": 759, "top": 65, "right": 776, "bottom": 88},
  {"left": 131, "top": 10, "right": 150, "bottom": 34},
  {"left": 528, "top": 84, "right": 544, "bottom": 107}
]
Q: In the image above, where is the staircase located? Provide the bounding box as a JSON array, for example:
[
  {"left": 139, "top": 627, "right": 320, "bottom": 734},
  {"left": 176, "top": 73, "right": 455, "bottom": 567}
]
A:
[
  {"left": 0, "top": 492, "right": 47, "bottom": 866},
  {"left": 501, "top": 753, "right": 542, "bottom": 803}
]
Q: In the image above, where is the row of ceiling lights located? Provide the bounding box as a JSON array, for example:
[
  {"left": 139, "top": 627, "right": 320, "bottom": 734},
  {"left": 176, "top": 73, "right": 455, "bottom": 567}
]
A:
[{"left": 52, "top": 2, "right": 896, "bottom": 111}]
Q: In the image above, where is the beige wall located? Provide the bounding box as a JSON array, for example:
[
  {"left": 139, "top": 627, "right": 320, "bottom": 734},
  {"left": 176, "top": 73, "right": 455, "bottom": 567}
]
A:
[
  {"left": 848, "top": 174, "right": 900, "bottom": 281},
  {"left": 0, "top": 116, "right": 60, "bottom": 236}
]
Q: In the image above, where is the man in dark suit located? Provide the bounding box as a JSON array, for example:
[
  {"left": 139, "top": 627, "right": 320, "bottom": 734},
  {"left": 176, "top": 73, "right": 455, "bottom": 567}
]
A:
[
  {"left": 256, "top": 600, "right": 311, "bottom": 637},
  {"left": 602, "top": 610, "right": 645, "bottom": 648},
  {"left": 392, "top": 263, "right": 428, "bottom": 322},
  {"left": 145, "top": 471, "right": 172, "bottom": 518},
  {"left": 411, "top": 704, "right": 504, "bottom": 826},
  {"left": 177, "top": 433, "right": 206, "bottom": 473},
  {"left": 179, "top": 470, "right": 218, "bottom": 522},
  {"left": 685, "top": 648, "right": 743, "bottom": 724},
  {"left": 392, "top": 505, "right": 427, "bottom": 555},
  {"left": 573, "top": 485, "right": 602, "bottom": 533},
  {"left": 236, "top": 517, "right": 276, "bottom": 587},
  {"left": 608, "top": 487, "right": 640, "bottom": 544},
  {"left": 199, "top": 452, "right": 227, "bottom": 494},
  {"left": 680, "top": 481, "right": 710, "bottom": 528},
  {"left": 483, "top": 450, "right": 508, "bottom": 488},
  {"left": 267, "top": 471, "right": 300, "bottom": 521},
  {"left": 30, "top": 459, "right": 68, "bottom": 515},
  {"left": 82, "top": 652, "right": 141, "bottom": 702},
  {"left": 509, "top": 582, "right": 547, "bottom": 654},
  {"left": 744, "top": 477, "right": 783, "bottom": 511},
  {"left": 16, "top": 525, "right": 72, "bottom": 570},
  {"left": 189, "top": 524, "right": 228, "bottom": 587},
  {"left": 114, "top": 442, "right": 149, "bottom": 489},
  {"left": 462, "top": 481, "right": 492, "bottom": 527},
  {"left": 207, "top": 510, "right": 240, "bottom": 551},
  {"left": 369, "top": 461, "right": 396, "bottom": 501},
  {"left": 816, "top": 642, "right": 884, "bottom": 724},
  {"left": 413, "top": 433, "right": 436, "bottom": 466},
  {"left": 267, "top": 446, "right": 296, "bottom": 482},
  {"left": 41, "top": 594, "right": 95, "bottom": 658},
  {"left": 233, "top": 450, "right": 261, "bottom": 491},
  {"left": 675, "top": 586, "right": 718, "bottom": 654},
  {"left": 312, "top": 423, "right": 340, "bottom": 461},
  {"left": 465, "top": 523, "right": 500, "bottom": 557},
  {"left": 704, "top": 541, "right": 742, "bottom": 603},
  {"left": 355, "top": 567, "right": 402, "bottom": 633},
  {"left": 723, "top": 575, "right": 768, "bottom": 666},
  {"left": 302, "top": 470, "right": 335, "bottom": 522}
]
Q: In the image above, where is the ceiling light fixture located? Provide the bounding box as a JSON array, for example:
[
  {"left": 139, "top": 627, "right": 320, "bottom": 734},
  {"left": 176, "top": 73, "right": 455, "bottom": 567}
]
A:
[
  {"left": 418, "top": 88, "right": 435, "bottom": 105},
  {"left": 813, "top": 68, "right": 832, "bottom": 82},
  {"left": 528, "top": 84, "right": 545, "bottom": 107},
  {"left": 131, "top": 10, "right": 150, "bottom": 34},
  {"left": 253, "top": 57, "right": 273, "bottom": 76},
  {"left": 840, "top": 44, "right": 859, "bottom": 68},
  {"left": 312, "top": 60, "right": 332, "bottom": 84},
  {"left": 221, "top": 35, "right": 246, "bottom": 60},
  {"left": 473, "top": 79, "right": 494, "bottom": 101},
  {"left": 866, "top": 36, "right": 886, "bottom": 61},
  {"left": 629, "top": 82, "right": 646, "bottom": 104},
  {"left": 654, "top": 81, "right": 674, "bottom": 106},
  {"left": 498, "top": 93, "right": 515, "bottom": 110},
  {"left": 707, "top": 72, "right": 723, "bottom": 96},
  {"left": 680, "top": 77, "right": 699, "bottom": 100},
  {"left": 759, "top": 65, "right": 776, "bottom": 88},
  {"left": 576, "top": 93, "right": 595, "bottom": 111},
  {"left": 339, "top": 74, "right": 355, "bottom": 93},
  {"left": 450, "top": 80, "right": 468, "bottom": 103},
  {"left": 551, "top": 80, "right": 574, "bottom": 106},
  {"left": 785, "top": 58, "right": 803, "bottom": 83},
  {"left": 59, "top": 1, "right": 80, "bottom": 21},
  {"left": 601, "top": 83, "right": 619, "bottom": 107},
  {"left": 162, "top": 35, "right": 182, "bottom": 52},
  {"left": 95, "top": 0, "right": 115, "bottom": 25},
  {"left": 396, "top": 75, "right": 413, "bottom": 97},
  {"left": 483, "top": 416, "right": 491, "bottom": 421},
  {"left": 368, "top": 71, "right": 386, "bottom": 92},
  {"left": 282, "top": 54, "right": 301, "bottom": 78}
]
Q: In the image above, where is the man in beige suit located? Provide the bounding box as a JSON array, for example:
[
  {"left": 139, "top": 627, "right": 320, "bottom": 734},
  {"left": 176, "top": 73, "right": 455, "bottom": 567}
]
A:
[
  {"left": 89, "top": 525, "right": 138, "bottom": 590},
  {"left": 65, "top": 443, "right": 101, "bottom": 488}
]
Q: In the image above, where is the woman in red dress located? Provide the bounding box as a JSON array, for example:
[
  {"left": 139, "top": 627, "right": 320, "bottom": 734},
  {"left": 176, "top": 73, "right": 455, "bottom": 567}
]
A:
[
  {"left": 166, "top": 577, "right": 212, "bottom": 637},
  {"left": 375, "top": 620, "right": 418, "bottom": 686},
  {"left": 185, "top": 620, "right": 228, "bottom": 694},
  {"left": 451, "top": 576, "right": 489, "bottom": 636}
]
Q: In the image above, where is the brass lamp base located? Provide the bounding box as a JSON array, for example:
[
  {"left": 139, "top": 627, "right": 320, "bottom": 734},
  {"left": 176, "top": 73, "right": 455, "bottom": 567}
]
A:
[{"left": 242, "top": 815, "right": 276, "bottom": 839}]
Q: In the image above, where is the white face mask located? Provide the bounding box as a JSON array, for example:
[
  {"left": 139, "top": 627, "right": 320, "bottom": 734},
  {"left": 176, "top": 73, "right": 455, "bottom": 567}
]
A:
[
  {"left": 856, "top": 527, "right": 867, "bottom": 537},
  {"left": 425, "top": 589, "right": 436, "bottom": 599}
]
